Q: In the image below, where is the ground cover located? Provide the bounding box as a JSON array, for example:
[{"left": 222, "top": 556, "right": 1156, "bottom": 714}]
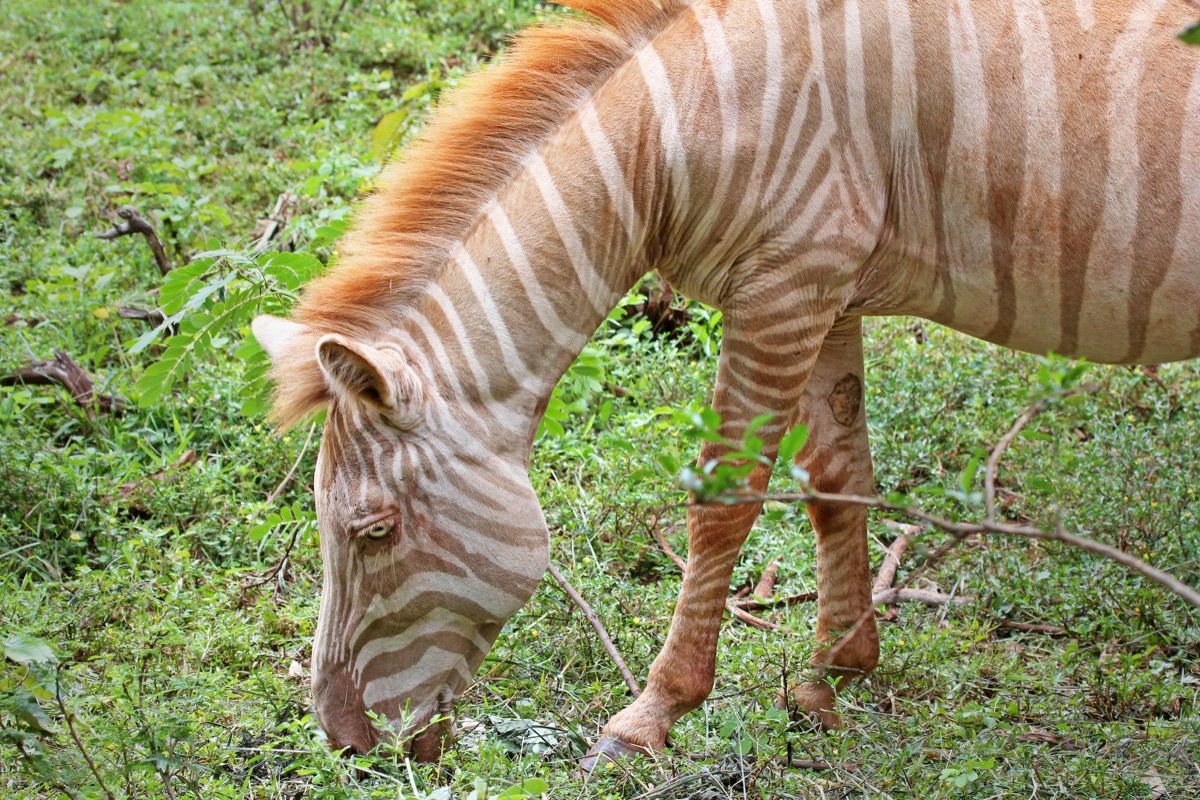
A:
[{"left": 2, "top": 2, "right": 1198, "bottom": 797}]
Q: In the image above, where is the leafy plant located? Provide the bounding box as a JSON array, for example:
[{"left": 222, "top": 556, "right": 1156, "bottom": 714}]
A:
[{"left": 130, "top": 249, "right": 325, "bottom": 413}]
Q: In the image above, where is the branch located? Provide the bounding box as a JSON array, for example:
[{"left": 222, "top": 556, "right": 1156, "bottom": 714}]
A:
[
  {"left": 266, "top": 422, "right": 316, "bottom": 503},
  {"left": 984, "top": 384, "right": 1097, "bottom": 522},
  {"left": 547, "top": 561, "right": 641, "bottom": 697},
  {"left": 97, "top": 207, "right": 171, "bottom": 275},
  {"left": 55, "top": 666, "right": 117, "bottom": 800},
  {"left": 649, "top": 515, "right": 780, "bottom": 629},
  {"left": 871, "top": 528, "right": 912, "bottom": 596},
  {"left": 1, "top": 351, "right": 122, "bottom": 414},
  {"left": 706, "top": 488, "right": 1200, "bottom": 610},
  {"left": 753, "top": 558, "right": 780, "bottom": 599}
]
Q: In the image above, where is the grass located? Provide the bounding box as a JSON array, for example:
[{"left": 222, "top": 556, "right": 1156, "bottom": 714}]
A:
[{"left": 1, "top": 1, "right": 1198, "bottom": 797}]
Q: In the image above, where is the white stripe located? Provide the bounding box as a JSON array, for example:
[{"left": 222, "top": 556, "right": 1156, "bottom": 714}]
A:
[
  {"left": 1073, "top": 0, "right": 1095, "bottom": 30},
  {"left": 424, "top": 284, "right": 498, "bottom": 402},
  {"left": 353, "top": 608, "right": 491, "bottom": 682},
  {"left": 487, "top": 204, "right": 592, "bottom": 352},
  {"left": 579, "top": 100, "right": 640, "bottom": 244},
  {"left": 693, "top": 3, "right": 740, "bottom": 225},
  {"left": 451, "top": 245, "right": 549, "bottom": 391},
  {"left": 528, "top": 154, "right": 614, "bottom": 318},
  {"left": 842, "top": 0, "right": 883, "bottom": 222},
  {"left": 1078, "top": 0, "right": 1166, "bottom": 358},
  {"left": 942, "top": 0, "right": 997, "bottom": 332},
  {"left": 362, "top": 646, "right": 472, "bottom": 707},
  {"left": 636, "top": 44, "right": 691, "bottom": 206}
]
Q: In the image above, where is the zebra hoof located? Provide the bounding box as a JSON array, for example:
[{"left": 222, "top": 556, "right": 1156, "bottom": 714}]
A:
[{"left": 578, "top": 735, "right": 650, "bottom": 775}]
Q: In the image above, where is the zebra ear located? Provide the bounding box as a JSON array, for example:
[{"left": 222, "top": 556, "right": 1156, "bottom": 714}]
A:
[
  {"left": 252, "top": 314, "right": 308, "bottom": 362},
  {"left": 315, "top": 334, "right": 424, "bottom": 429}
]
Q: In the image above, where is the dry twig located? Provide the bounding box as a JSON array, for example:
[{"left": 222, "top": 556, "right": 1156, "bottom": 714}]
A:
[
  {"left": 753, "top": 558, "right": 780, "bottom": 599},
  {"left": 547, "top": 561, "right": 641, "bottom": 697},
  {"left": 650, "top": 517, "right": 781, "bottom": 629},
  {"left": 266, "top": 422, "right": 316, "bottom": 504},
  {"left": 55, "top": 666, "right": 117, "bottom": 800},
  {"left": 97, "top": 206, "right": 170, "bottom": 275},
  {"left": 1, "top": 351, "right": 121, "bottom": 414},
  {"left": 735, "top": 488, "right": 1200, "bottom": 609},
  {"left": 997, "top": 620, "right": 1067, "bottom": 636},
  {"left": 252, "top": 192, "right": 299, "bottom": 251}
]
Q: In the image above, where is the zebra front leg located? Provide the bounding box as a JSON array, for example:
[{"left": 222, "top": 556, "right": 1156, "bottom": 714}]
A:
[
  {"left": 583, "top": 306, "right": 831, "bottom": 769},
  {"left": 786, "top": 316, "right": 878, "bottom": 729}
]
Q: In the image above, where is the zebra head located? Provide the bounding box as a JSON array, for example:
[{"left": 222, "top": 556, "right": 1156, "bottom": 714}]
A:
[{"left": 252, "top": 316, "right": 550, "bottom": 759}]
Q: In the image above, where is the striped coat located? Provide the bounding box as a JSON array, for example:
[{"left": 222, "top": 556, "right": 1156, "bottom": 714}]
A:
[{"left": 252, "top": 0, "right": 1200, "bottom": 761}]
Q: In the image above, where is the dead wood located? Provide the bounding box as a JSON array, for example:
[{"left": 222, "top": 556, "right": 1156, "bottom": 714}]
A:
[
  {"left": 997, "top": 620, "right": 1067, "bottom": 636},
  {"left": 252, "top": 191, "right": 299, "bottom": 251},
  {"left": 1, "top": 351, "right": 122, "bottom": 414},
  {"left": 117, "top": 306, "right": 166, "bottom": 327},
  {"left": 114, "top": 450, "right": 197, "bottom": 516},
  {"left": 753, "top": 558, "right": 780, "bottom": 599},
  {"left": 97, "top": 206, "right": 171, "bottom": 275},
  {"left": 547, "top": 561, "right": 641, "bottom": 697}
]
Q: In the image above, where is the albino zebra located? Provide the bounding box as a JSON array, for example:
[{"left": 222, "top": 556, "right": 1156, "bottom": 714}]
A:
[{"left": 252, "top": 0, "right": 1200, "bottom": 764}]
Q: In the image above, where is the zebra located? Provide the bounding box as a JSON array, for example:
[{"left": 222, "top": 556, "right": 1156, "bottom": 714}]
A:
[{"left": 251, "top": 0, "right": 1200, "bottom": 764}]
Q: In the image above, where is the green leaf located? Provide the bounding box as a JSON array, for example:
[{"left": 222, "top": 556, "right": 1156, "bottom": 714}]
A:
[
  {"left": 777, "top": 424, "right": 809, "bottom": 463},
  {"left": 1180, "top": 22, "right": 1200, "bottom": 44},
  {"left": 3, "top": 634, "right": 57, "bottom": 666},
  {"left": 371, "top": 109, "right": 409, "bottom": 161}
]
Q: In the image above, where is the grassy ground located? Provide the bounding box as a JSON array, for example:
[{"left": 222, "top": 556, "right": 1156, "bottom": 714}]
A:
[{"left": 2, "top": 1, "right": 1198, "bottom": 797}]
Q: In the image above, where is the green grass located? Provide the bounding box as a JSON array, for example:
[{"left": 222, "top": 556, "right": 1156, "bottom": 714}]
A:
[{"left": 2, "top": 1, "right": 1199, "bottom": 798}]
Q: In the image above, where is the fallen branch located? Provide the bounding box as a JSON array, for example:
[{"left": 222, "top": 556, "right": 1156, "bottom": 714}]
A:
[
  {"left": 98, "top": 206, "right": 170, "bottom": 275},
  {"left": 872, "top": 525, "right": 914, "bottom": 595},
  {"left": 997, "top": 620, "right": 1067, "bottom": 636},
  {"left": 266, "top": 423, "right": 316, "bottom": 504},
  {"left": 547, "top": 561, "right": 641, "bottom": 697},
  {"left": 650, "top": 517, "right": 780, "bottom": 630},
  {"left": 1, "top": 351, "right": 122, "bottom": 414},
  {"left": 117, "top": 306, "right": 166, "bottom": 327},
  {"left": 721, "top": 488, "right": 1200, "bottom": 610},
  {"left": 753, "top": 558, "right": 780, "bottom": 599},
  {"left": 872, "top": 588, "right": 971, "bottom": 606},
  {"left": 734, "top": 590, "right": 818, "bottom": 612},
  {"left": 984, "top": 384, "right": 1097, "bottom": 522},
  {"left": 872, "top": 525, "right": 914, "bottom": 619},
  {"left": 252, "top": 192, "right": 299, "bottom": 251}
]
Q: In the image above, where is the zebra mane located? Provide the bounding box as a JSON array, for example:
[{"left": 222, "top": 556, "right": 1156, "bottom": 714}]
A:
[{"left": 269, "top": 0, "right": 688, "bottom": 428}]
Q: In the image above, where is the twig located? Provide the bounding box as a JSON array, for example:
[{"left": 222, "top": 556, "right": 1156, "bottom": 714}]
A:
[
  {"left": 650, "top": 516, "right": 780, "bottom": 629},
  {"left": 117, "top": 306, "right": 166, "bottom": 327},
  {"left": 710, "top": 488, "right": 1200, "bottom": 609},
  {"left": 252, "top": 192, "right": 299, "bottom": 251},
  {"left": 266, "top": 422, "right": 316, "bottom": 503},
  {"left": 735, "top": 590, "right": 818, "bottom": 611},
  {"left": 871, "top": 530, "right": 911, "bottom": 595},
  {"left": 726, "top": 600, "right": 780, "bottom": 630},
  {"left": 55, "top": 666, "right": 117, "bottom": 800},
  {"left": 872, "top": 527, "right": 913, "bottom": 619},
  {"left": 872, "top": 588, "right": 971, "bottom": 606},
  {"left": 97, "top": 206, "right": 170, "bottom": 275},
  {"left": 984, "top": 383, "right": 1097, "bottom": 522},
  {"left": 790, "top": 758, "right": 858, "bottom": 772},
  {"left": 546, "top": 561, "right": 641, "bottom": 697},
  {"left": 243, "top": 522, "right": 305, "bottom": 593},
  {"left": 997, "top": 620, "right": 1067, "bottom": 636},
  {"left": 753, "top": 558, "right": 780, "bottom": 599},
  {"left": 1, "top": 351, "right": 122, "bottom": 415}
]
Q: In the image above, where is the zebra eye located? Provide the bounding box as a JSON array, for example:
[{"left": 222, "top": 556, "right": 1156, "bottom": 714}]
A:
[{"left": 361, "top": 520, "right": 393, "bottom": 540}]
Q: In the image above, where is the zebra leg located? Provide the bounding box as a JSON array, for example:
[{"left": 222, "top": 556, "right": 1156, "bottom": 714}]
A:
[
  {"left": 583, "top": 305, "right": 831, "bottom": 768},
  {"left": 787, "top": 316, "right": 878, "bottom": 729}
]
